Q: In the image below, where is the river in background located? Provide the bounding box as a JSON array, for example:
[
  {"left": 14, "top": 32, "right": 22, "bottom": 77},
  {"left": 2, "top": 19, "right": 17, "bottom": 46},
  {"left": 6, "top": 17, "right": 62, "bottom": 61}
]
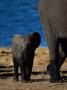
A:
[{"left": 0, "top": 0, "right": 47, "bottom": 47}]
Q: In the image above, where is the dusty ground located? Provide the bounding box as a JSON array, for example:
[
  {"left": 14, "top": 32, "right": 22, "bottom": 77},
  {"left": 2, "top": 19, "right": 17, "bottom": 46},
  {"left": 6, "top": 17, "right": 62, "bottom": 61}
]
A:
[{"left": 0, "top": 47, "right": 67, "bottom": 90}]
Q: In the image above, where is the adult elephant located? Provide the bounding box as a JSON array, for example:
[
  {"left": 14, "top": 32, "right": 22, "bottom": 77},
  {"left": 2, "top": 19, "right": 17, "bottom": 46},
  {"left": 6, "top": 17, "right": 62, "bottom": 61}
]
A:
[{"left": 39, "top": 0, "right": 67, "bottom": 82}]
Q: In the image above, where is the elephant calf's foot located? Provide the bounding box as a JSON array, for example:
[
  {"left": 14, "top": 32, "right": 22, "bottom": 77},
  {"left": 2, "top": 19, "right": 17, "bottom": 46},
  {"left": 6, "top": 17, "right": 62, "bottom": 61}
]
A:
[
  {"left": 13, "top": 77, "right": 19, "bottom": 82},
  {"left": 26, "top": 79, "right": 32, "bottom": 83},
  {"left": 21, "top": 80, "right": 27, "bottom": 83},
  {"left": 21, "top": 77, "right": 28, "bottom": 83},
  {"left": 21, "top": 80, "right": 32, "bottom": 83},
  {"left": 21, "top": 78, "right": 32, "bottom": 83}
]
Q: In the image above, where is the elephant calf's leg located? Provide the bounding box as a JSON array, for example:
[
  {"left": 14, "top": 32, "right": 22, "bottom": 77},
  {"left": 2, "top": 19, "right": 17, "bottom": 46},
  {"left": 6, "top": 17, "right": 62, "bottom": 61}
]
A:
[
  {"left": 26, "top": 64, "right": 33, "bottom": 82},
  {"left": 13, "top": 63, "right": 19, "bottom": 82},
  {"left": 20, "top": 64, "right": 27, "bottom": 82}
]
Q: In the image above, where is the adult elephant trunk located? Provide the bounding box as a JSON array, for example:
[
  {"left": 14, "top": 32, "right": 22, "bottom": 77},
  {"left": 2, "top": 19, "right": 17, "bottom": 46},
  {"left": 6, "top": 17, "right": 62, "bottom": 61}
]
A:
[{"left": 39, "top": 0, "right": 67, "bottom": 82}]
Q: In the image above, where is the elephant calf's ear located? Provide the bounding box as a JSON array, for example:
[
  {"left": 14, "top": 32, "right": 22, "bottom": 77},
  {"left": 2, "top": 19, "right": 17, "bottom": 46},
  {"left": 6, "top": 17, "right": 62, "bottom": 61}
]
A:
[{"left": 31, "top": 32, "right": 41, "bottom": 48}]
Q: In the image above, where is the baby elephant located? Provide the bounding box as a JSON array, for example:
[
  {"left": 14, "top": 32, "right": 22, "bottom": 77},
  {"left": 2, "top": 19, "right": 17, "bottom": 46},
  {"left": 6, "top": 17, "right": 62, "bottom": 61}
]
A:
[{"left": 12, "top": 32, "right": 41, "bottom": 82}]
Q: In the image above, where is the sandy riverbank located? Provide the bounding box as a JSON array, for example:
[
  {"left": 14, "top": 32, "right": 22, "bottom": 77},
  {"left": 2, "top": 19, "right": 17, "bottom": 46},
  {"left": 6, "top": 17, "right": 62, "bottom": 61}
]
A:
[{"left": 0, "top": 47, "right": 50, "bottom": 67}]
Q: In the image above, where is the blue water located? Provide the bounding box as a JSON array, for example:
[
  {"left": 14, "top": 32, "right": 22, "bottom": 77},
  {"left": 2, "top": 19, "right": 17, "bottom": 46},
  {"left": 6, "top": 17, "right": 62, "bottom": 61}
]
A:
[{"left": 0, "top": 0, "right": 47, "bottom": 47}]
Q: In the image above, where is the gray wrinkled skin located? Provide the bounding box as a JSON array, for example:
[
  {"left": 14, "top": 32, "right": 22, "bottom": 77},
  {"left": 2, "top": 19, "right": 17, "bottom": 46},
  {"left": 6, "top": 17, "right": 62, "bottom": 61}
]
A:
[
  {"left": 39, "top": 0, "right": 67, "bottom": 37},
  {"left": 39, "top": 0, "right": 67, "bottom": 82},
  {"left": 12, "top": 35, "right": 29, "bottom": 60}
]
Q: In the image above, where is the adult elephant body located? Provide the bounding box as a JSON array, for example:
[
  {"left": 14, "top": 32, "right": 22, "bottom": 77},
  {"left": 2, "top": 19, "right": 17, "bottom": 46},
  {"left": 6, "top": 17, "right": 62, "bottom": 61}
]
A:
[{"left": 39, "top": 0, "right": 67, "bottom": 82}]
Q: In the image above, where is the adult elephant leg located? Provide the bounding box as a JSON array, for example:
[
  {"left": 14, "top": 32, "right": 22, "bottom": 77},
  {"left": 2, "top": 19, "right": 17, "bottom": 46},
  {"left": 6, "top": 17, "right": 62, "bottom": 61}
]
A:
[
  {"left": 46, "top": 34, "right": 63, "bottom": 82},
  {"left": 39, "top": 1, "right": 63, "bottom": 82},
  {"left": 58, "top": 38, "right": 67, "bottom": 70},
  {"left": 47, "top": 39, "right": 67, "bottom": 82},
  {"left": 58, "top": 47, "right": 66, "bottom": 70}
]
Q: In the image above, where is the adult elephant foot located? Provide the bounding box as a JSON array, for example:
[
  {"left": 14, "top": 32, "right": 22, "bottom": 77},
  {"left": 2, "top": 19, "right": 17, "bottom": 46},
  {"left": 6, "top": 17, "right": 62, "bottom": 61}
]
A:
[{"left": 47, "top": 63, "right": 63, "bottom": 83}]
